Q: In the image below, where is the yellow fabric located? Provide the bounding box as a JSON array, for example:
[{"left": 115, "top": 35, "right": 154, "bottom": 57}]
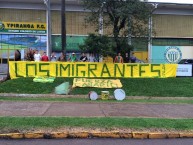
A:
[
  {"left": 72, "top": 78, "right": 122, "bottom": 88},
  {"left": 9, "top": 61, "right": 177, "bottom": 79},
  {"left": 33, "top": 76, "right": 55, "bottom": 83},
  {"left": 103, "top": 56, "right": 113, "bottom": 63}
]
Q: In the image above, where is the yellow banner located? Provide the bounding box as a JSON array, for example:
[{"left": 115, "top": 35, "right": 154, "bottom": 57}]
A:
[
  {"left": 3, "top": 22, "right": 46, "bottom": 30},
  {"left": 9, "top": 61, "right": 178, "bottom": 79},
  {"left": 72, "top": 78, "right": 122, "bottom": 88}
]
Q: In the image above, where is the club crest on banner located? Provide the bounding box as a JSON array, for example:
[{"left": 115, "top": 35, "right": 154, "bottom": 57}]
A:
[{"left": 164, "top": 46, "right": 182, "bottom": 63}]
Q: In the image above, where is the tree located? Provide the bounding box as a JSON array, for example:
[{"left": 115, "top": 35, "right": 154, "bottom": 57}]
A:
[
  {"left": 79, "top": 33, "right": 115, "bottom": 58},
  {"left": 82, "top": 0, "right": 153, "bottom": 53}
]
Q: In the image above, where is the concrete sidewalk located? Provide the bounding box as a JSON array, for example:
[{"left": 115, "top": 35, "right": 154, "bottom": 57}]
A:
[{"left": 1, "top": 101, "right": 193, "bottom": 118}]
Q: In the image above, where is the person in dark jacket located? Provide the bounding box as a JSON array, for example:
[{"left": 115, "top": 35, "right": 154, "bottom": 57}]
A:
[
  {"left": 124, "top": 53, "right": 130, "bottom": 63},
  {"left": 14, "top": 49, "right": 21, "bottom": 61},
  {"left": 130, "top": 53, "right": 136, "bottom": 63}
]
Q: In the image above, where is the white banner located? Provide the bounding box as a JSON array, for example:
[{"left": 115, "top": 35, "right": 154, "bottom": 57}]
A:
[{"left": 176, "top": 64, "right": 192, "bottom": 76}]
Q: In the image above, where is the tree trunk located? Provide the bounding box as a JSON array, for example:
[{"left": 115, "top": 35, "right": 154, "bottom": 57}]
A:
[{"left": 113, "top": 25, "right": 121, "bottom": 53}]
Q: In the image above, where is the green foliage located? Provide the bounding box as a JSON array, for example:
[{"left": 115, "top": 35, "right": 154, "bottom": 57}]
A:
[
  {"left": 116, "top": 38, "right": 134, "bottom": 56},
  {"left": 79, "top": 33, "right": 116, "bottom": 57},
  {"left": 79, "top": 34, "right": 133, "bottom": 58},
  {"left": 82, "top": 0, "right": 153, "bottom": 52}
]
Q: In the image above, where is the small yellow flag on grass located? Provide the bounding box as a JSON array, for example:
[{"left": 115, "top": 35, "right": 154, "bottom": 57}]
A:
[
  {"left": 33, "top": 76, "right": 55, "bottom": 83},
  {"left": 72, "top": 78, "right": 122, "bottom": 88}
]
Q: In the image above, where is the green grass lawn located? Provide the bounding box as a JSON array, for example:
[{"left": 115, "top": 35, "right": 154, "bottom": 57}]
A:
[
  {"left": 0, "top": 77, "right": 193, "bottom": 97},
  {"left": 1, "top": 77, "right": 193, "bottom": 132},
  {"left": 0, "top": 117, "right": 193, "bottom": 133}
]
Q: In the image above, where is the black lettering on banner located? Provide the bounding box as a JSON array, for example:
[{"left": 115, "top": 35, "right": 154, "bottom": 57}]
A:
[
  {"left": 20, "top": 24, "right": 24, "bottom": 28},
  {"left": 114, "top": 64, "right": 125, "bottom": 77},
  {"left": 151, "top": 64, "right": 161, "bottom": 77},
  {"left": 16, "top": 24, "right": 19, "bottom": 28},
  {"left": 81, "top": 78, "right": 86, "bottom": 82},
  {"left": 162, "top": 64, "right": 166, "bottom": 77},
  {"left": 72, "top": 64, "right": 75, "bottom": 76},
  {"left": 139, "top": 64, "right": 149, "bottom": 77},
  {"left": 92, "top": 79, "right": 100, "bottom": 87},
  {"left": 60, "top": 64, "right": 70, "bottom": 76},
  {"left": 10, "top": 62, "right": 172, "bottom": 78},
  {"left": 82, "top": 78, "right": 91, "bottom": 83},
  {"left": 126, "top": 64, "right": 137, "bottom": 77},
  {"left": 82, "top": 83, "right": 90, "bottom": 87},
  {"left": 15, "top": 63, "right": 22, "bottom": 77},
  {"left": 100, "top": 80, "right": 106, "bottom": 87},
  {"left": 41, "top": 25, "right": 45, "bottom": 29},
  {"left": 101, "top": 63, "right": 111, "bottom": 77},
  {"left": 73, "top": 78, "right": 79, "bottom": 87},
  {"left": 39, "top": 63, "right": 50, "bottom": 76},
  {"left": 88, "top": 64, "right": 97, "bottom": 77},
  {"left": 86, "top": 78, "right": 92, "bottom": 83},
  {"left": 72, "top": 78, "right": 120, "bottom": 88},
  {"left": 74, "top": 78, "right": 81, "bottom": 82},
  {"left": 106, "top": 80, "right": 111, "bottom": 88},
  {"left": 107, "top": 80, "right": 117, "bottom": 88},
  {"left": 76, "top": 64, "right": 86, "bottom": 77},
  {"left": 55, "top": 64, "right": 58, "bottom": 77},
  {"left": 26, "top": 64, "right": 37, "bottom": 77},
  {"left": 81, "top": 78, "right": 92, "bottom": 87},
  {"left": 37, "top": 24, "right": 45, "bottom": 29}
]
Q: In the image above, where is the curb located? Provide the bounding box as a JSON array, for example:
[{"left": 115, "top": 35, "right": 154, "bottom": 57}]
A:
[
  {"left": 0, "top": 132, "right": 192, "bottom": 139},
  {"left": 1, "top": 93, "right": 193, "bottom": 100}
]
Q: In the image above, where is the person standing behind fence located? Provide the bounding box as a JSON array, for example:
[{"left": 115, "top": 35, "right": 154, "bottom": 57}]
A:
[
  {"left": 14, "top": 49, "right": 21, "bottom": 61},
  {"left": 50, "top": 52, "right": 57, "bottom": 62},
  {"left": 41, "top": 52, "right": 49, "bottom": 61},
  {"left": 99, "top": 55, "right": 103, "bottom": 62},
  {"left": 30, "top": 48, "right": 34, "bottom": 61},
  {"left": 79, "top": 53, "right": 88, "bottom": 62},
  {"left": 68, "top": 52, "right": 77, "bottom": 62},
  {"left": 124, "top": 52, "right": 130, "bottom": 63},
  {"left": 114, "top": 53, "right": 123, "bottom": 63},
  {"left": 34, "top": 50, "right": 41, "bottom": 62},
  {"left": 58, "top": 52, "right": 66, "bottom": 62},
  {"left": 130, "top": 52, "right": 136, "bottom": 63},
  {"left": 88, "top": 53, "right": 96, "bottom": 62}
]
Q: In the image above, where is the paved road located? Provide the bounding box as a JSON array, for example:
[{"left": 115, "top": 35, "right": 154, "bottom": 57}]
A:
[
  {"left": 1, "top": 101, "right": 193, "bottom": 118},
  {"left": 0, "top": 139, "right": 193, "bottom": 145}
]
